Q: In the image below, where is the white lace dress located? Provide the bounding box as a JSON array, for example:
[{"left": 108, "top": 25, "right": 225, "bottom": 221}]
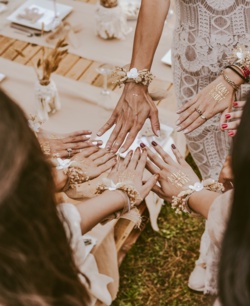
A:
[{"left": 172, "top": 0, "right": 250, "bottom": 179}]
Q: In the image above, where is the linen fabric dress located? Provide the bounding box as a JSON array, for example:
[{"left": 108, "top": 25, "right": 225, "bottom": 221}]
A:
[{"left": 172, "top": 0, "right": 250, "bottom": 179}]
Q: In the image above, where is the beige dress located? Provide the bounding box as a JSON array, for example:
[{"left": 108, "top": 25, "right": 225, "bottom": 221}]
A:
[{"left": 172, "top": 0, "right": 250, "bottom": 179}]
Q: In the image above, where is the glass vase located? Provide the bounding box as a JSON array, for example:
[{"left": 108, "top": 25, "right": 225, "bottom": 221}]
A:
[{"left": 34, "top": 79, "right": 61, "bottom": 121}]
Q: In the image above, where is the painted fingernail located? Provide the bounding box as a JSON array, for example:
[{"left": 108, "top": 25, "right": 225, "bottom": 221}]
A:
[
  {"left": 152, "top": 141, "right": 157, "bottom": 146},
  {"left": 85, "top": 135, "right": 91, "bottom": 139},
  {"left": 225, "top": 114, "right": 231, "bottom": 119},
  {"left": 233, "top": 102, "right": 238, "bottom": 107},
  {"left": 228, "top": 131, "right": 235, "bottom": 137},
  {"left": 92, "top": 141, "right": 98, "bottom": 145},
  {"left": 171, "top": 144, "right": 176, "bottom": 149},
  {"left": 140, "top": 142, "right": 146, "bottom": 148},
  {"left": 221, "top": 123, "right": 228, "bottom": 129}
]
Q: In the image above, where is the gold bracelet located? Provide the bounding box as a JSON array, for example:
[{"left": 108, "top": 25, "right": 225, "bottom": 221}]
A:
[
  {"left": 171, "top": 179, "right": 224, "bottom": 215},
  {"left": 221, "top": 70, "right": 240, "bottom": 91},
  {"left": 113, "top": 67, "right": 155, "bottom": 87},
  {"left": 96, "top": 178, "right": 142, "bottom": 208},
  {"left": 64, "top": 164, "right": 89, "bottom": 189}
]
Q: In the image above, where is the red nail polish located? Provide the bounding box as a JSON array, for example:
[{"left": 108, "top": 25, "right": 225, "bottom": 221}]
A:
[
  {"left": 228, "top": 131, "right": 235, "bottom": 136},
  {"left": 140, "top": 143, "right": 146, "bottom": 148},
  {"left": 233, "top": 102, "right": 238, "bottom": 107},
  {"left": 225, "top": 114, "right": 231, "bottom": 119},
  {"left": 221, "top": 123, "right": 228, "bottom": 129},
  {"left": 152, "top": 141, "right": 157, "bottom": 146},
  {"left": 171, "top": 144, "right": 176, "bottom": 149}
]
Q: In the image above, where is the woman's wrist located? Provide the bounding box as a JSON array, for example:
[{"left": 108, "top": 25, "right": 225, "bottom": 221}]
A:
[{"left": 224, "top": 68, "right": 245, "bottom": 86}]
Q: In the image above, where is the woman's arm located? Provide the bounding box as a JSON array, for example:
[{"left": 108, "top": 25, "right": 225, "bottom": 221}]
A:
[
  {"left": 188, "top": 190, "right": 220, "bottom": 219},
  {"left": 97, "top": 0, "right": 170, "bottom": 153},
  {"left": 74, "top": 148, "right": 159, "bottom": 234}
]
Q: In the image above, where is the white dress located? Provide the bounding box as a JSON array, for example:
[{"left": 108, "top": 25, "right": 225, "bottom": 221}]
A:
[
  {"left": 172, "top": 0, "right": 250, "bottom": 179},
  {"left": 58, "top": 203, "right": 113, "bottom": 306}
]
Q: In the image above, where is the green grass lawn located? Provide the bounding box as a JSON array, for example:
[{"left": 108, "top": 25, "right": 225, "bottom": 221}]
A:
[{"left": 112, "top": 155, "right": 215, "bottom": 306}]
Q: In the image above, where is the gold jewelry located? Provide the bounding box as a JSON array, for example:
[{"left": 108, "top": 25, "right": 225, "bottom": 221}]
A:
[
  {"left": 40, "top": 141, "right": 51, "bottom": 156},
  {"left": 64, "top": 164, "right": 89, "bottom": 189},
  {"left": 171, "top": 179, "right": 224, "bottom": 215},
  {"left": 168, "top": 170, "right": 190, "bottom": 187},
  {"left": 194, "top": 108, "right": 203, "bottom": 116},
  {"left": 221, "top": 70, "right": 240, "bottom": 91},
  {"left": 100, "top": 0, "right": 118, "bottom": 8},
  {"left": 200, "top": 114, "right": 207, "bottom": 121},
  {"left": 113, "top": 67, "right": 155, "bottom": 87},
  {"left": 96, "top": 178, "right": 142, "bottom": 208},
  {"left": 209, "top": 82, "right": 229, "bottom": 102}
]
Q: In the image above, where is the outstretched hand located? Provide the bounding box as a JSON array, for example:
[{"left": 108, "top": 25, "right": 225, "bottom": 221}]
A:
[
  {"left": 107, "top": 147, "right": 159, "bottom": 205},
  {"left": 38, "top": 129, "right": 103, "bottom": 158},
  {"left": 97, "top": 83, "right": 160, "bottom": 153},
  {"left": 71, "top": 147, "right": 117, "bottom": 180},
  {"left": 176, "top": 75, "right": 235, "bottom": 134},
  {"left": 145, "top": 142, "right": 199, "bottom": 202}
]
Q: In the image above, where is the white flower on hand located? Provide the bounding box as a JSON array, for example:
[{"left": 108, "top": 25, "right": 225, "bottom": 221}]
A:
[
  {"left": 127, "top": 68, "right": 139, "bottom": 79},
  {"left": 189, "top": 182, "right": 204, "bottom": 192},
  {"left": 56, "top": 158, "right": 71, "bottom": 170}
]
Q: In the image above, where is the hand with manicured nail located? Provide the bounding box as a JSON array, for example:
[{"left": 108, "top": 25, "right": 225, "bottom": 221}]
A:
[
  {"left": 145, "top": 142, "right": 200, "bottom": 202},
  {"left": 219, "top": 100, "right": 246, "bottom": 137},
  {"left": 70, "top": 148, "right": 117, "bottom": 181},
  {"left": 176, "top": 69, "right": 243, "bottom": 134},
  {"left": 96, "top": 82, "right": 160, "bottom": 154},
  {"left": 37, "top": 129, "right": 103, "bottom": 158},
  {"left": 107, "top": 147, "right": 159, "bottom": 205}
]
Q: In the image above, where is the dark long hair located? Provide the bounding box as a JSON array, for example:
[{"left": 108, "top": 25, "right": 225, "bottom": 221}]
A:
[
  {"left": 0, "top": 90, "right": 90, "bottom": 305},
  {"left": 218, "top": 92, "right": 250, "bottom": 305}
]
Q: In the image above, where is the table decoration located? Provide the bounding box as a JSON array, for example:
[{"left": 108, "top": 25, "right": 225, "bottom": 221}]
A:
[
  {"left": 95, "top": 0, "right": 131, "bottom": 40},
  {"left": 15, "top": 38, "right": 68, "bottom": 121}
]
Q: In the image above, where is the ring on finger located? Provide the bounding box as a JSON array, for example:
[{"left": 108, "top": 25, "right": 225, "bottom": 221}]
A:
[
  {"left": 66, "top": 148, "right": 73, "bottom": 158},
  {"left": 195, "top": 108, "right": 203, "bottom": 116},
  {"left": 200, "top": 114, "right": 207, "bottom": 121}
]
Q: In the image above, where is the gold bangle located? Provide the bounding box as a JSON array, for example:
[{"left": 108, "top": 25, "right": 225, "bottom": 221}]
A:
[{"left": 221, "top": 71, "right": 240, "bottom": 91}]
